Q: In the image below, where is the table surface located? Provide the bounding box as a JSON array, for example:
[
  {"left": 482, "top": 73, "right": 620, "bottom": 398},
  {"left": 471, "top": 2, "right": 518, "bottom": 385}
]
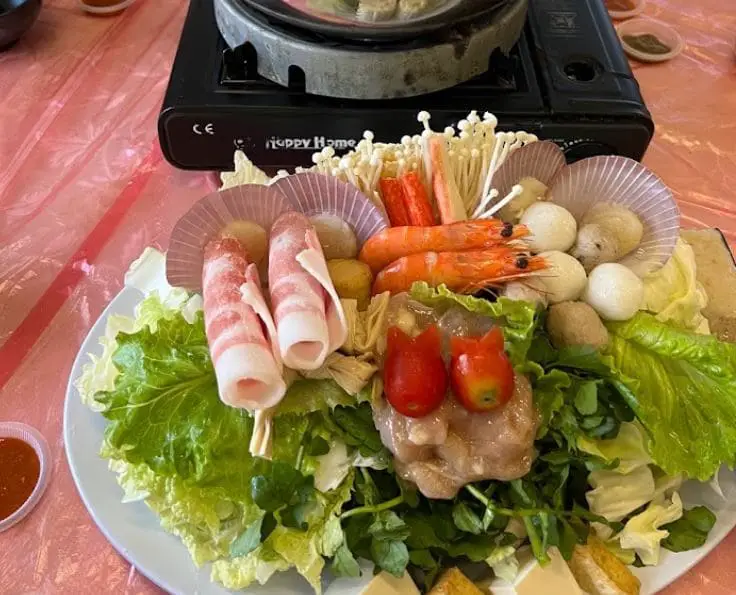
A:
[{"left": 1, "top": 0, "right": 735, "bottom": 593}]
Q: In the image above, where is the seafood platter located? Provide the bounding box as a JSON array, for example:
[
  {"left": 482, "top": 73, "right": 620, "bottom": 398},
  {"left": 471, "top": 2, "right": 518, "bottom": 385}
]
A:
[
  {"left": 158, "top": 0, "right": 654, "bottom": 171},
  {"left": 67, "top": 111, "right": 736, "bottom": 595}
]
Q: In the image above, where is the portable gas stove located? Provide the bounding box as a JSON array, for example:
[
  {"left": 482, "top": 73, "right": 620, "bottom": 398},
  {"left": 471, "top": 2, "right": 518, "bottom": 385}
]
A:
[{"left": 159, "top": 0, "right": 654, "bottom": 173}]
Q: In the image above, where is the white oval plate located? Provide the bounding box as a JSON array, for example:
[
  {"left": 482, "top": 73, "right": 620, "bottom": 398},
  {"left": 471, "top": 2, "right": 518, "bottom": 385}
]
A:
[{"left": 64, "top": 287, "right": 736, "bottom": 594}]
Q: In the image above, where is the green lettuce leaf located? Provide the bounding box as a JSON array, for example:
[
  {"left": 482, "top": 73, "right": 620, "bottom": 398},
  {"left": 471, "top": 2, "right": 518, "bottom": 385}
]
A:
[
  {"left": 75, "top": 290, "right": 201, "bottom": 410},
  {"left": 607, "top": 313, "right": 736, "bottom": 480},
  {"left": 276, "top": 378, "right": 358, "bottom": 415},
  {"left": 586, "top": 466, "right": 656, "bottom": 523},
  {"left": 642, "top": 238, "right": 710, "bottom": 334},
  {"left": 87, "top": 290, "right": 371, "bottom": 592},
  {"left": 251, "top": 471, "right": 354, "bottom": 593},
  {"left": 95, "top": 304, "right": 367, "bottom": 503},
  {"left": 95, "top": 309, "right": 312, "bottom": 501},
  {"left": 577, "top": 422, "right": 652, "bottom": 475},
  {"left": 109, "top": 459, "right": 257, "bottom": 567},
  {"left": 485, "top": 545, "right": 519, "bottom": 583},
  {"left": 410, "top": 282, "right": 538, "bottom": 363},
  {"left": 211, "top": 542, "right": 290, "bottom": 589},
  {"left": 618, "top": 492, "right": 684, "bottom": 566}
]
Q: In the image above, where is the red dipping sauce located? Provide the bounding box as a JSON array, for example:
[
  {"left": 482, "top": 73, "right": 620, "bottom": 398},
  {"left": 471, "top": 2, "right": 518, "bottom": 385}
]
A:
[{"left": 0, "top": 437, "right": 41, "bottom": 521}]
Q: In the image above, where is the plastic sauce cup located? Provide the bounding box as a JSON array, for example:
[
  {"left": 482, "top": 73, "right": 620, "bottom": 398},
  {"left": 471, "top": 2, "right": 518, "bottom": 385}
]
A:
[
  {"left": 79, "top": 0, "right": 137, "bottom": 15},
  {"left": 0, "top": 422, "right": 51, "bottom": 533}
]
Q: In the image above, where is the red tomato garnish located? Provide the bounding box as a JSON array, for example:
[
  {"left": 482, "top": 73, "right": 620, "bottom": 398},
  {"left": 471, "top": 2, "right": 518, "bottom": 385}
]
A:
[
  {"left": 450, "top": 327, "right": 515, "bottom": 413},
  {"left": 383, "top": 325, "right": 447, "bottom": 418}
]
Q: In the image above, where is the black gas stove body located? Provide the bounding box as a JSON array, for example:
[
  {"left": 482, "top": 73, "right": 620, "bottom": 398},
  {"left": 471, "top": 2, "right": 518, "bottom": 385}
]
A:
[{"left": 159, "top": 0, "right": 654, "bottom": 173}]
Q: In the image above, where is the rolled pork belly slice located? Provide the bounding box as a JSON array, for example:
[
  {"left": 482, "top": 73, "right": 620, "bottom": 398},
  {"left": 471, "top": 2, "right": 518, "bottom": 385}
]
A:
[
  {"left": 268, "top": 211, "right": 347, "bottom": 370},
  {"left": 203, "top": 237, "right": 286, "bottom": 410}
]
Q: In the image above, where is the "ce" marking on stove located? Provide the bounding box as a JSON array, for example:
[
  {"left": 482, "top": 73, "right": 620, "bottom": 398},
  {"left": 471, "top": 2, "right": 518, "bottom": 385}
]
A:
[{"left": 192, "top": 123, "right": 215, "bottom": 136}]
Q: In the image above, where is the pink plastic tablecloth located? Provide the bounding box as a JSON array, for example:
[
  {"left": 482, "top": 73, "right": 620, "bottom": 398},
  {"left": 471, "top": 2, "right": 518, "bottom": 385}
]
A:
[{"left": 0, "top": 0, "right": 734, "bottom": 593}]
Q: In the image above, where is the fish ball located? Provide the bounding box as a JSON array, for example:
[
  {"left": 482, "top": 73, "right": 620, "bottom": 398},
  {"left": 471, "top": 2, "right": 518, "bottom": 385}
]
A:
[
  {"left": 520, "top": 202, "right": 577, "bottom": 252},
  {"left": 583, "top": 263, "right": 644, "bottom": 321},
  {"left": 571, "top": 224, "right": 619, "bottom": 272},
  {"left": 571, "top": 204, "right": 644, "bottom": 272},
  {"left": 310, "top": 214, "right": 358, "bottom": 260},
  {"left": 582, "top": 204, "right": 643, "bottom": 256},
  {"left": 220, "top": 220, "right": 268, "bottom": 265},
  {"left": 536, "top": 251, "right": 588, "bottom": 304}
]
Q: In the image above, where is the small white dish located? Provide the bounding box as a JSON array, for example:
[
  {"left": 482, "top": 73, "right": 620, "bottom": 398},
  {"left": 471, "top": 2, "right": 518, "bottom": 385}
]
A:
[
  {"left": 617, "top": 18, "right": 684, "bottom": 63},
  {"left": 606, "top": 0, "right": 646, "bottom": 21}
]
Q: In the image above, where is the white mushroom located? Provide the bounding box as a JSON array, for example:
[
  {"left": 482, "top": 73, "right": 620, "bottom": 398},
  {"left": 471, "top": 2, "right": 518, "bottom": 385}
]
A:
[
  {"left": 583, "top": 263, "right": 644, "bottom": 321},
  {"left": 520, "top": 202, "right": 578, "bottom": 253}
]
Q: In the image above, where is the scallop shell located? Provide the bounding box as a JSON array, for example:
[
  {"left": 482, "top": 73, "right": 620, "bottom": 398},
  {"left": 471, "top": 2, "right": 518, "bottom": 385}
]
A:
[
  {"left": 166, "top": 184, "right": 291, "bottom": 291},
  {"left": 492, "top": 140, "right": 566, "bottom": 198},
  {"left": 548, "top": 155, "right": 680, "bottom": 276},
  {"left": 271, "top": 173, "right": 389, "bottom": 245}
]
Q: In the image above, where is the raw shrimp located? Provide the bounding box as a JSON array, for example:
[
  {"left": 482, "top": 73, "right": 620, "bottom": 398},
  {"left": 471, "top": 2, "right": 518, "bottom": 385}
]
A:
[
  {"left": 358, "top": 220, "right": 530, "bottom": 273},
  {"left": 372, "top": 248, "right": 547, "bottom": 295}
]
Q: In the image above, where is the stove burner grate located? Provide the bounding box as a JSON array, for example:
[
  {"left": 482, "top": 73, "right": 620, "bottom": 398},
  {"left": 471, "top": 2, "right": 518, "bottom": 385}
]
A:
[
  {"left": 219, "top": 42, "right": 526, "bottom": 94},
  {"left": 214, "top": 0, "right": 528, "bottom": 99}
]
